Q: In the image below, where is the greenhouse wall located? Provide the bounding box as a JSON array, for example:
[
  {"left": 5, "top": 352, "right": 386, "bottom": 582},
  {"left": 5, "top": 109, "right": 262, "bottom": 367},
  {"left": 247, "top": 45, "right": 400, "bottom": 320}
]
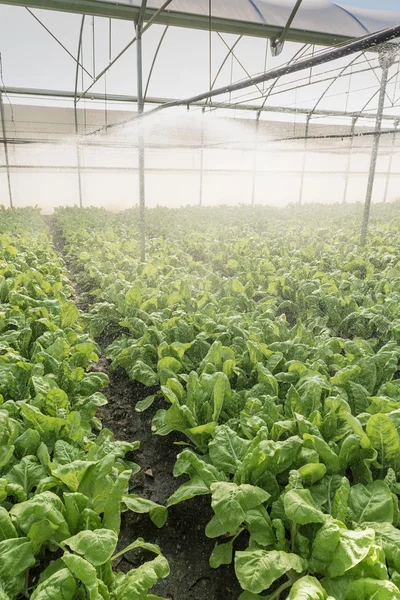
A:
[{"left": 1, "top": 101, "right": 400, "bottom": 210}]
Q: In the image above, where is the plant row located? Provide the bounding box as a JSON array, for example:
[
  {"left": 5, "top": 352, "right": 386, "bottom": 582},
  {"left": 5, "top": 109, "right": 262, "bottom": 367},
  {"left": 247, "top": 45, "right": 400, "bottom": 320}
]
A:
[
  {"left": 55, "top": 203, "right": 400, "bottom": 599},
  {"left": 0, "top": 208, "right": 169, "bottom": 600}
]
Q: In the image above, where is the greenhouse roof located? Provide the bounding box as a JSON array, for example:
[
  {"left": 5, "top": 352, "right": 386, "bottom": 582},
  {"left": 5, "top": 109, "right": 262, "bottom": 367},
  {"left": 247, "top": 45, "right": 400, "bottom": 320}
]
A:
[{"left": 1, "top": 0, "right": 400, "bottom": 46}]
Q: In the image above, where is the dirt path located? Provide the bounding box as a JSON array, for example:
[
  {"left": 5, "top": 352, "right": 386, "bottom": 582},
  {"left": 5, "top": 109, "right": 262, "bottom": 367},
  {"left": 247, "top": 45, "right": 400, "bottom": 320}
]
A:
[{"left": 48, "top": 216, "right": 242, "bottom": 600}]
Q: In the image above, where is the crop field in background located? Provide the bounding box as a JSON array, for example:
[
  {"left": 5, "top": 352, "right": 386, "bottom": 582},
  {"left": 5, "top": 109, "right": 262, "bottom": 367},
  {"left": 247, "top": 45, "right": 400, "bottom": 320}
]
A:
[{"left": 1, "top": 202, "right": 400, "bottom": 600}]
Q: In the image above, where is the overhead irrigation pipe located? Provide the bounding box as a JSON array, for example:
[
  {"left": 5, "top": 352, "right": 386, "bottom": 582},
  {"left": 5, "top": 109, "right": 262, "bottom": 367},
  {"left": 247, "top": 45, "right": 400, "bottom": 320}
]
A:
[{"left": 86, "top": 22, "right": 400, "bottom": 137}]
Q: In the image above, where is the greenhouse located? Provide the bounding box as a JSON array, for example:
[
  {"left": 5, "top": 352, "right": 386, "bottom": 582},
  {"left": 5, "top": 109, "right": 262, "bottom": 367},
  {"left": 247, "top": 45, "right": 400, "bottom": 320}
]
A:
[{"left": 1, "top": 1, "right": 400, "bottom": 599}]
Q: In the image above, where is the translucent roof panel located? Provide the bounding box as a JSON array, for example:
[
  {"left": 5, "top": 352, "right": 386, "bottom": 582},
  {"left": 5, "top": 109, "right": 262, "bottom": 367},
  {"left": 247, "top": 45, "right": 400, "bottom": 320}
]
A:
[
  {"left": 2, "top": 0, "right": 400, "bottom": 45},
  {"left": 81, "top": 0, "right": 400, "bottom": 38}
]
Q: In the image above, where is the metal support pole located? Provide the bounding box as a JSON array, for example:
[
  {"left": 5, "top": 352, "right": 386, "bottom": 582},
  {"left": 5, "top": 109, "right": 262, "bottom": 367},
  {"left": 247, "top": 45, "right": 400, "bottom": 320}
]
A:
[
  {"left": 251, "top": 111, "right": 260, "bottom": 207},
  {"left": 74, "top": 16, "right": 85, "bottom": 208},
  {"left": 360, "top": 49, "right": 395, "bottom": 246},
  {"left": 383, "top": 117, "right": 399, "bottom": 203},
  {"left": 74, "top": 111, "right": 83, "bottom": 208},
  {"left": 136, "top": 10, "right": 146, "bottom": 262},
  {"left": 199, "top": 108, "right": 204, "bottom": 206},
  {"left": 299, "top": 114, "right": 311, "bottom": 204},
  {"left": 343, "top": 116, "right": 357, "bottom": 203},
  {"left": 0, "top": 92, "right": 13, "bottom": 208}
]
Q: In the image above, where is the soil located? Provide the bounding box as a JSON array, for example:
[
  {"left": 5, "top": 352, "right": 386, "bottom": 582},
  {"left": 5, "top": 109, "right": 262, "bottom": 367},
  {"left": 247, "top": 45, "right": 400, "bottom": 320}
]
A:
[
  {"left": 48, "top": 218, "right": 243, "bottom": 600},
  {"left": 97, "top": 368, "right": 244, "bottom": 600}
]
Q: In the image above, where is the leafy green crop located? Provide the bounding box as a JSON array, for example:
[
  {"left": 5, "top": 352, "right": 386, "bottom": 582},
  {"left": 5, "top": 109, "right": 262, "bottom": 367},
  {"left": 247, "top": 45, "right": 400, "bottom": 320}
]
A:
[
  {"left": 56, "top": 203, "right": 400, "bottom": 598},
  {"left": 0, "top": 210, "right": 169, "bottom": 600}
]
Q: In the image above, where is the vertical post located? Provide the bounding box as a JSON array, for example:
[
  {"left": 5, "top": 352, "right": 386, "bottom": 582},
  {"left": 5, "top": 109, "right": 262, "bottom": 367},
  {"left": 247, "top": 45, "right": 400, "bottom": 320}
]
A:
[
  {"left": 136, "top": 15, "right": 146, "bottom": 262},
  {"left": 343, "top": 116, "right": 357, "bottom": 203},
  {"left": 251, "top": 111, "right": 260, "bottom": 207},
  {"left": 199, "top": 108, "right": 204, "bottom": 206},
  {"left": 383, "top": 117, "right": 399, "bottom": 203},
  {"left": 360, "top": 49, "right": 395, "bottom": 246},
  {"left": 299, "top": 114, "right": 311, "bottom": 204},
  {"left": 0, "top": 92, "right": 13, "bottom": 208},
  {"left": 74, "top": 105, "right": 83, "bottom": 208},
  {"left": 74, "top": 15, "right": 85, "bottom": 208}
]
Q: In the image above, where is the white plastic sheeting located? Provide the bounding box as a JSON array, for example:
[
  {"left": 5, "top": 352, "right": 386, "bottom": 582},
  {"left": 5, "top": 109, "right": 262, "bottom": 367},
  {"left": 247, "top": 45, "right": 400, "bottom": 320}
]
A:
[{"left": 96, "top": 0, "right": 400, "bottom": 38}]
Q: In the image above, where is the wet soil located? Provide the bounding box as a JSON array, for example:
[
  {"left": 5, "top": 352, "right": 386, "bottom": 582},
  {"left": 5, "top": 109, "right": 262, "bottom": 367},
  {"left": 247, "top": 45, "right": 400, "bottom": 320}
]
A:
[
  {"left": 97, "top": 366, "right": 243, "bottom": 600},
  {"left": 49, "top": 218, "right": 243, "bottom": 600}
]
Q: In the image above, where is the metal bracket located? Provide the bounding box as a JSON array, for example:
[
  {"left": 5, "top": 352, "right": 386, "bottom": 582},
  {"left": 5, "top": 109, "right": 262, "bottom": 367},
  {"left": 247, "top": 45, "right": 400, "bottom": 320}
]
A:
[{"left": 271, "top": 0, "right": 303, "bottom": 57}]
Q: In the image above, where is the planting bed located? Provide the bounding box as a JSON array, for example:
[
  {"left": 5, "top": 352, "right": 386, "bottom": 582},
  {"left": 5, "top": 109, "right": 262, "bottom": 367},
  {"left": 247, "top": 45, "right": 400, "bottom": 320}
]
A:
[{"left": 2, "top": 203, "right": 400, "bottom": 600}]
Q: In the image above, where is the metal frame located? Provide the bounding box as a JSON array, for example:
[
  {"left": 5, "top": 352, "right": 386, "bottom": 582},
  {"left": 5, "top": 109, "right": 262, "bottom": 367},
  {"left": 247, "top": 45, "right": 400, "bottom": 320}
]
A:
[
  {"left": 136, "top": 0, "right": 147, "bottom": 261},
  {"left": 271, "top": 0, "right": 304, "bottom": 56},
  {"left": 0, "top": 1, "right": 399, "bottom": 248},
  {"left": 299, "top": 113, "right": 311, "bottom": 205},
  {"left": 74, "top": 15, "right": 85, "bottom": 208},
  {"left": 5, "top": 86, "right": 400, "bottom": 123},
  {"left": 361, "top": 48, "right": 397, "bottom": 246},
  {"left": 0, "top": 0, "right": 354, "bottom": 46},
  {"left": 383, "top": 117, "right": 399, "bottom": 203},
  {"left": 0, "top": 92, "right": 12, "bottom": 207},
  {"left": 251, "top": 110, "right": 260, "bottom": 207},
  {"left": 343, "top": 116, "right": 358, "bottom": 203}
]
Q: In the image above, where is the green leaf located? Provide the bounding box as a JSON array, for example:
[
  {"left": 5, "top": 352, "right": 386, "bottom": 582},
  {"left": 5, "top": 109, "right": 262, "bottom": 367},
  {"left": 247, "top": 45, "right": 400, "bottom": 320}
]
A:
[
  {"left": 61, "top": 552, "right": 106, "bottom": 599},
  {"left": 209, "top": 539, "right": 234, "bottom": 568},
  {"left": 211, "top": 482, "right": 270, "bottom": 532},
  {"left": 123, "top": 495, "right": 168, "bottom": 529},
  {"left": 235, "top": 549, "right": 305, "bottom": 594},
  {"left": 135, "top": 395, "right": 157, "bottom": 413},
  {"left": 348, "top": 480, "right": 394, "bottom": 524},
  {"left": 30, "top": 568, "right": 77, "bottom": 600},
  {"left": 103, "top": 470, "right": 132, "bottom": 534},
  {"left": 51, "top": 460, "right": 95, "bottom": 492},
  {"left": 62, "top": 529, "right": 118, "bottom": 566},
  {"left": 366, "top": 413, "right": 400, "bottom": 470},
  {"left": 245, "top": 506, "right": 275, "bottom": 547},
  {"left": 366, "top": 522, "right": 400, "bottom": 571},
  {"left": 0, "top": 537, "right": 35, "bottom": 597},
  {"left": 303, "top": 434, "right": 340, "bottom": 474},
  {"left": 111, "top": 537, "right": 162, "bottom": 561},
  {"left": 63, "top": 493, "right": 92, "bottom": 535},
  {"left": 298, "top": 463, "right": 327, "bottom": 485},
  {"left": 6, "top": 455, "right": 48, "bottom": 494},
  {"left": 309, "top": 521, "right": 374, "bottom": 578},
  {"left": 10, "top": 491, "right": 70, "bottom": 543},
  {"left": 0, "top": 507, "right": 17, "bottom": 541},
  {"left": 345, "top": 578, "right": 400, "bottom": 599},
  {"left": 332, "top": 477, "right": 350, "bottom": 522},
  {"left": 208, "top": 425, "right": 250, "bottom": 475},
  {"left": 212, "top": 373, "right": 230, "bottom": 422},
  {"left": 284, "top": 489, "right": 326, "bottom": 525},
  {"left": 113, "top": 554, "right": 170, "bottom": 600},
  {"left": 60, "top": 301, "right": 79, "bottom": 328},
  {"left": 288, "top": 576, "right": 329, "bottom": 599},
  {"left": 167, "top": 476, "right": 210, "bottom": 507}
]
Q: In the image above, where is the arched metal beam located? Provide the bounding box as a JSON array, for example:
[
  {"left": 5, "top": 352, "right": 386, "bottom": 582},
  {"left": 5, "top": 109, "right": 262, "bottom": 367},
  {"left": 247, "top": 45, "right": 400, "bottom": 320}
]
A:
[
  {"left": 259, "top": 43, "right": 311, "bottom": 110},
  {"left": 144, "top": 25, "right": 169, "bottom": 102},
  {"left": 210, "top": 35, "right": 242, "bottom": 92},
  {"left": 217, "top": 32, "right": 264, "bottom": 97},
  {"left": 358, "top": 65, "right": 400, "bottom": 115},
  {"left": 308, "top": 53, "right": 361, "bottom": 118},
  {"left": 76, "top": 0, "right": 174, "bottom": 104}
]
